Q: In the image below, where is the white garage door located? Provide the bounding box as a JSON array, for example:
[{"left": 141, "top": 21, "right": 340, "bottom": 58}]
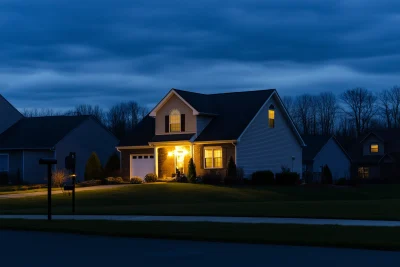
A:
[{"left": 131, "top": 155, "right": 155, "bottom": 179}]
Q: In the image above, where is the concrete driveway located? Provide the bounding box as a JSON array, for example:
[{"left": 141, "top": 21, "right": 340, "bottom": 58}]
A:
[
  {"left": 0, "top": 184, "right": 129, "bottom": 199},
  {"left": 1, "top": 230, "right": 400, "bottom": 267}
]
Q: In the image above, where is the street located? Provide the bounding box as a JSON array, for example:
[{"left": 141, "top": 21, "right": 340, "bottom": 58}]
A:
[{"left": 1, "top": 230, "right": 399, "bottom": 267}]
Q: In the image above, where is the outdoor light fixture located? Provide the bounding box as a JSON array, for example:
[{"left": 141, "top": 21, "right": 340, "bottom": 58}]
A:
[{"left": 167, "top": 146, "right": 189, "bottom": 157}]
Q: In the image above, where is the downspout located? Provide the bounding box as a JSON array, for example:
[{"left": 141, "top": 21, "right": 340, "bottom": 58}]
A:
[{"left": 232, "top": 142, "right": 237, "bottom": 165}]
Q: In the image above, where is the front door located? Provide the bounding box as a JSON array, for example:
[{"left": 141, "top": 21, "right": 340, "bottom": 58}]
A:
[{"left": 175, "top": 153, "right": 185, "bottom": 175}]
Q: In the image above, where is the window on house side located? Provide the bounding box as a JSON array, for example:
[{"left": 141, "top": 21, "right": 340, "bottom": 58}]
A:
[
  {"left": 268, "top": 105, "right": 275, "bottom": 128},
  {"left": 358, "top": 167, "right": 369, "bottom": 179},
  {"left": 0, "top": 154, "right": 9, "bottom": 172},
  {"left": 170, "top": 109, "right": 181, "bottom": 132},
  {"left": 370, "top": 144, "right": 379, "bottom": 153},
  {"left": 204, "top": 148, "right": 222, "bottom": 169}
]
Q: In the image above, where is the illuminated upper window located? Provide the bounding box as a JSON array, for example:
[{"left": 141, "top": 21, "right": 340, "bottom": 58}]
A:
[
  {"left": 370, "top": 144, "right": 379, "bottom": 153},
  {"left": 170, "top": 109, "right": 181, "bottom": 132},
  {"left": 268, "top": 105, "right": 275, "bottom": 128}
]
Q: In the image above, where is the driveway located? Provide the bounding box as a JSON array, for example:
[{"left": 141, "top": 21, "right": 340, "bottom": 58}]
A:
[
  {"left": 1, "top": 230, "right": 399, "bottom": 267},
  {"left": 0, "top": 184, "right": 129, "bottom": 199}
]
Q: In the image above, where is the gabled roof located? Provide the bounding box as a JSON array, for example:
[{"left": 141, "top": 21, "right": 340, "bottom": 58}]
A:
[
  {"left": 302, "top": 135, "right": 332, "bottom": 162},
  {"left": 118, "top": 115, "right": 155, "bottom": 147},
  {"left": 122, "top": 88, "right": 305, "bottom": 146},
  {"left": 0, "top": 94, "right": 23, "bottom": 117},
  {"left": 0, "top": 116, "right": 91, "bottom": 149}
]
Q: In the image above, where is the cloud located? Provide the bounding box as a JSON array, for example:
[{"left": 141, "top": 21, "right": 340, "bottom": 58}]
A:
[{"left": 0, "top": 0, "right": 399, "bottom": 110}]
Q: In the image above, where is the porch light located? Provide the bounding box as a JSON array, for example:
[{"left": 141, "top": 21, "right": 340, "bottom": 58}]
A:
[{"left": 167, "top": 146, "right": 189, "bottom": 157}]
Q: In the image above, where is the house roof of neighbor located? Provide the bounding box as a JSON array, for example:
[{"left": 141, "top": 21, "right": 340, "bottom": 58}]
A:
[
  {"left": 0, "top": 115, "right": 92, "bottom": 149},
  {"left": 301, "top": 135, "right": 332, "bottom": 162},
  {"left": 120, "top": 88, "right": 306, "bottom": 147},
  {"left": 334, "top": 129, "right": 400, "bottom": 164}
]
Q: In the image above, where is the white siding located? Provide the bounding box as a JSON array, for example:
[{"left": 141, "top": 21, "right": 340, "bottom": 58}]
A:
[
  {"left": 237, "top": 94, "right": 302, "bottom": 177},
  {"left": 55, "top": 118, "right": 119, "bottom": 182},
  {"left": 313, "top": 138, "right": 351, "bottom": 180},
  {"left": 0, "top": 95, "right": 23, "bottom": 134}
]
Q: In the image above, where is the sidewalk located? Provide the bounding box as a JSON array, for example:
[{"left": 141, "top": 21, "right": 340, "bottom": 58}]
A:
[
  {"left": 1, "top": 215, "right": 400, "bottom": 227},
  {"left": 0, "top": 184, "right": 129, "bottom": 199}
]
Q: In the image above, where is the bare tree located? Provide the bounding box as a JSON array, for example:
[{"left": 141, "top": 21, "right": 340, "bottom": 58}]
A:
[
  {"left": 65, "top": 104, "right": 107, "bottom": 125},
  {"left": 294, "top": 94, "right": 315, "bottom": 135},
  {"left": 340, "top": 88, "right": 377, "bottom": 137},
  {"left": 22, "top": 108, "right": 62, "bottom": 117},
  {"left": 317, "top": 92, "right": 338, "bottom": 135},
  {"left": 379, "top": 86, "right": 400, "bottom": 128}
]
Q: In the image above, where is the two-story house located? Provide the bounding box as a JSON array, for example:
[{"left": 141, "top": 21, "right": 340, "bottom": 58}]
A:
[
  {"left": 118, "top": 88, "right": 306, "bottom": 180},
  {"left": 345, "top": 130, "right": 400, "bottom": 180}
]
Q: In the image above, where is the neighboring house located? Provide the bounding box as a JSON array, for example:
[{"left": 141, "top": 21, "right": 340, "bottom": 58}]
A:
[
  {"left": 117, "top": 88, "right": 305, "bottom": 180},
  {"left": 341, "top": 129, "right": 400, "bottom": 181},
  {"left": 302, "top": 135, "right": 351, "bottom": 183},
  {"left": 0, "top": 95, "right": 24, "bottom": 134},
  {"left": 0, "top": 95, "right": 119, "bottom": 184}
]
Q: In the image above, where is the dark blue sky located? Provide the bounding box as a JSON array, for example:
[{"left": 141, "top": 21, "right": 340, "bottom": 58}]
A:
[{"left": 1, "top": 0, "right": 400, "bottom": 111}]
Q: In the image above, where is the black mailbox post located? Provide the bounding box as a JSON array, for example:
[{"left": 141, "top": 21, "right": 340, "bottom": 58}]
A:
[{"left": 39, "top": 158, "right": 57, "bottom": 221}]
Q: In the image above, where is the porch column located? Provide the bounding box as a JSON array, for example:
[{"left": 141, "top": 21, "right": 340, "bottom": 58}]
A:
[{"left": 154, "top": 147, "right": 158, "bottom": 176}]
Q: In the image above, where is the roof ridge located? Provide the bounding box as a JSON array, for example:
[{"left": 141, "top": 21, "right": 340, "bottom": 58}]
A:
[{"left": 173, "top": 88, "right": 276, "bottom": 96}]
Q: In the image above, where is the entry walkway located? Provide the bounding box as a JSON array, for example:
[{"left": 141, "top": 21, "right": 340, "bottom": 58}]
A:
[{"left": 1, "top": 215, "right": 400, "bottom": 227}]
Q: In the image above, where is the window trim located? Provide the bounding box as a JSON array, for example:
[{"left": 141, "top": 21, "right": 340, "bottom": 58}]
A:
[
  {"left": 268, "top": 104, "right": 275, "bottom": 128},
  {"left": 0, "top": 154, "right": 9, "bottom": 172},
  {"left": 358, "top": 167, "right": 369, "bottom": 179},
  {"left": 370, "top": 143, "right": 379, "bottom": 153},
  {"left": 169, "top": 109, "right": 181, "bottom": 133},
  {"left": 203, "top": 146, "right": 223, "bottom": 169}
]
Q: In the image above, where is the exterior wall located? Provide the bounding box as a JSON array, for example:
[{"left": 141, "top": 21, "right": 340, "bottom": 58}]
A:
[
  {"left": 120, "top": 148, "right": 154, "bottom": 180},
  {"left": 196, "top": 115, "right": 213, "bottom": 137},
  {"left": 362, "top": 135, "right": 384, "bottom": 156},
  {"left": 193, "top": 143, "right": 235, "bottom": 177},
  {"left": 313, "top": 138, "right": 351, "bottom": 181},
  {"left": 23, "top": 150, "right": 54, "bottom": 184},
  {"left": 155, "top": 94, "right": 196, "bottom": 135},
  {"left": 0, "top": 150, "right": 23, "bottom": 184},
  {"left": 236, "top": 94, "right": 303, "bottom": 177},
  {"left": 55, "top": 118, "right": 119, "bottom": 182},
  {"left": 0, "top": 95, "right": 23, "bottom": 134}
]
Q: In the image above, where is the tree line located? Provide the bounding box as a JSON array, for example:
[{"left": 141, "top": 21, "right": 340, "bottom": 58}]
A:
[
  {"left": 283, "top": 86, "right": 400, "bottom": 138},
  {"left": 22, "top": 101, "right": 148, "bottom": 140},
  {"left": 22, "top": 86, "right": 400, "bottom": 140}
]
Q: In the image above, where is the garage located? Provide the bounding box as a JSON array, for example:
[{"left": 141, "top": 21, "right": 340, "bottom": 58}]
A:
[{"left": 131, "top": 154, "right": 155, "bottom": 179}]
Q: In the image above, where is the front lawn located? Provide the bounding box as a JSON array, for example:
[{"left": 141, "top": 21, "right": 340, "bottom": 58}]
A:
[
  {"left": 1, "top": 183, "right": 400, "bottom": 220},
  {"left": 2, "top": 219, "right": 400, "bottom": 251}
]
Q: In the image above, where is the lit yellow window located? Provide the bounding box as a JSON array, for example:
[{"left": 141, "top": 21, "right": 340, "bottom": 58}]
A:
[
  {"left": 170, "top": 109, "right": 181, "bottom": 132},
  {"left": 204, "top": 148, "right": 222, "bottom": 168},
  {"left": 268, "top": 106, "right": 275, "bottom": 128},
  {"left": 370, "top": 144, "right": 379, "bottom": 153}
]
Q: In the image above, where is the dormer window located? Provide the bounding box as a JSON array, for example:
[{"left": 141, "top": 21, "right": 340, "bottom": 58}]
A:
[
  {"left": 370, "top": 144, "right": 379, "bottom": 153},
  {"left": 170, "top": 109, "right": 181, "bottom": 132},
  {"left": 268, "top": 105, "right": 275, "bottom": 128}
]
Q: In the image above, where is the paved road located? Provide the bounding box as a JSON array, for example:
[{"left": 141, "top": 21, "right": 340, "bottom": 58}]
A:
[
  {"left": 2, "top": 214, "right": 400, "bottom": 227},
  {"left": 0, "top": 184, "right": 128, "bottom": 199},
  {"left": 1, "top": 230, "right": 399, "bottom": 267}
]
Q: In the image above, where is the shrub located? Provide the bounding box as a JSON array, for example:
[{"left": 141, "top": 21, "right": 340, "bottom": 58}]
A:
[
  {"left": 335, "top": 178, "right": 347, "bottom": 186},
  {"left": 130, "top": 176, "right": 143, "bottom": 184},
  {"left": 84, "top": 152, "right": 103, "bottom": 181},
  {"left": 52, "top": 169, "right": 68, "bottom": 187},
  {"left": 0, "top": 172, "right": 9, "bottom": 185},
  {"left": 104, "top": 152, "right": 120, "bottom": 177},
  {"left": 114, "top": 177, "right": 124, "bottom": 184},
  {"left": 251, "top": 170, "right": 275, "bottom": 185},
  {"left": 322, "top": 165, "right": 333, "bottom": 184},
  {"left": 177, "top": 175, "right": 188, "bottom": 183},
  {"left": 144, "top": 173, "right": 158, "bottom": 183},
  {"left": 275, "top": 172, "right": 300, "bottom": 185},
  {"left": 187, "top": 158, "right": 197, "bottom": 183},
  {"left": 202, "top": 173, "right": 222, "bottom": 185},
  {"left": 78, "top": 180, "right": 102, "bottom": 187},
  {"left": 227, "top": 156, "right": 237, "bottom": 178}
]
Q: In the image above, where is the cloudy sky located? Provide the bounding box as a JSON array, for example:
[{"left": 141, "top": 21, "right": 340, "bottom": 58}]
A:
[{"left": 1, "top": 0, "right": 400, "bottom": 111}]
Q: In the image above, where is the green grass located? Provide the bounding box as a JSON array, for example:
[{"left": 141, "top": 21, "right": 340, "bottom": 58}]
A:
[
  {"left": 2, "top": 219, "right": 400, "bottom": 251},
  {"left": 2, "top": 183, "right": 400, "bottom": 220}
]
